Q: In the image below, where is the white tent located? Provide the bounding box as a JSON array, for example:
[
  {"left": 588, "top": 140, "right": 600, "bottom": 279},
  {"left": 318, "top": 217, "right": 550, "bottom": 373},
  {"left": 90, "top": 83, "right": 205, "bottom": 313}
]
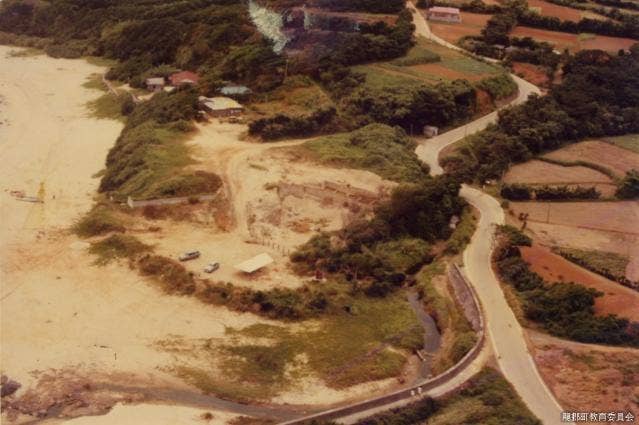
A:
[{"left": 234, "top": 253, "right": 274, "bottom": 273}]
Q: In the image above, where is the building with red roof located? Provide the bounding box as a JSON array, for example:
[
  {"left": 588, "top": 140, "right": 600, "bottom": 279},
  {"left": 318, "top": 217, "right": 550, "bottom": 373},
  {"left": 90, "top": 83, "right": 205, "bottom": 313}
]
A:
[{"left": 169, "top": 71, "right": 200, "bottom": 87}]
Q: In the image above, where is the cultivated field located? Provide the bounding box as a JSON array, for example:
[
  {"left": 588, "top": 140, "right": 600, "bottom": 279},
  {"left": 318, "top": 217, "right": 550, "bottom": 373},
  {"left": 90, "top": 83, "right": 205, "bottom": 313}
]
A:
[
  {"left": 520, "top": 245, "right": 639, "bottom": 321},
  {"left": 543, "top": 140, "right": 639, "bottom": 177},
  {"left": 357, "top": 37, "right": 504, "bottom": 86},
  {"left": 510, "top": 26, "right": 638, "bottom": 52},
  {"left": 503, "top": 159, "right": 617, "bottom": 196},
  {"left": 603, "top": 133, "right": 639, "bottom": 154},
  {"left": 428, "top": 12, "right": 492, "bottom": 45},
  {"left": 528, "top": 0, "right": 609, "bottom": 22},
  {"left": 509, "top": 201, "right": 639, "bottom": 279},
  {"left": 531, "top": 331, "right": 639, "bottom": 420}
]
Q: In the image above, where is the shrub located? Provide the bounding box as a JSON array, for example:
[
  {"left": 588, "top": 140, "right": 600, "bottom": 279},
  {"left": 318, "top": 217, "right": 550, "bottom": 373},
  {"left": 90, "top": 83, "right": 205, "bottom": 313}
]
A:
[
  {"left": 74, "top": 206, "right": 125, "bottom": 237},
  {"left": 616, "top": 169, "right": 639, "bottom": 199},
  {"left": 500, "top": 184, "right": 532, "bottom": 200},
  {"left": 89, "top": 234, "right": 150, "bottom": 265},
  {"left": 138, "top": 254, "right": 196, "bottom": 295}
]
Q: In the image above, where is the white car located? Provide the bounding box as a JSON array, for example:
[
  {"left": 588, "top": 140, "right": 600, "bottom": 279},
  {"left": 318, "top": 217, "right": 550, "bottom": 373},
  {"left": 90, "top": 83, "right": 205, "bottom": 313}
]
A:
[
  {"left": 179, "top": 250, "right": 200, "bottom": 261},
  {"left": 204, "top": 262, "right": 220, "bottom": 273}
]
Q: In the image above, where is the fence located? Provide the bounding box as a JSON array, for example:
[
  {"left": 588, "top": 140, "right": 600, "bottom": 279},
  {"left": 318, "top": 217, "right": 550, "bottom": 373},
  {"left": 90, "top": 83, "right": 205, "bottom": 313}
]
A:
[{"left": 126, "top": 192, "right": 219, "bottom": 209}]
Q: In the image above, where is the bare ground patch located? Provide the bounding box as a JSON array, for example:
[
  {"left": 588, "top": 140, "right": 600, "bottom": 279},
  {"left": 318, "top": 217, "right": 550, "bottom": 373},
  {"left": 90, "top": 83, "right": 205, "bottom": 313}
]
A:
[{"left": 543, "top": 140, "right": 639, "bottom": 178}]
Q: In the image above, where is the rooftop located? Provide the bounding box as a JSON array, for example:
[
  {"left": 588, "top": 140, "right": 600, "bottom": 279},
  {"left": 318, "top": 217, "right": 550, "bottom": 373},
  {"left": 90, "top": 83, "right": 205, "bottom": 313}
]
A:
[
  {"left": 429, "top": 6, "right": 461, "bottom": 14},
  {"left": 146, "top": 77, "right": 165, "bottom": 85},
  {"left": 200, "top": 96, "right": 243, "bottom": 110},
  {"left": 219, "top": 85, "right": 252, "bottom": 95},
  {"left": 234, "top": 253, "right": 274, "bottom": 273}
]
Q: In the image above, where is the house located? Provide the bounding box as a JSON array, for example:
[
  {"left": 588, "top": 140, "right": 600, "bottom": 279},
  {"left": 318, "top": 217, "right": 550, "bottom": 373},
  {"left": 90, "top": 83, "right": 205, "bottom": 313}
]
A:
[
  {"left": 199, "top": 96, "right": 244, "bottom": 117},
  {"left": 427, "top": 7, "right": 461, "bottom": 23},
  {"left": 218, "top": 85, "right": 252, "bottom": 97},
  {"left": 169, "top": 71, "right": 200, "bottom": 87},
  {"left": 146, "top": 77, "right": 165, "bottom": 92},
  {"left": 234, "top": 253, "right": 274, "bottom": 274}
]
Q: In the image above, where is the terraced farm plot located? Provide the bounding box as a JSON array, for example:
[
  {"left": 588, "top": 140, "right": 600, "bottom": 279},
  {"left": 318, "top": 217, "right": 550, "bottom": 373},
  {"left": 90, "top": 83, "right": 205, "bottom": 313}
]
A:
[
  {"left": 528, "top": 0, "right": 610, "bottom": 22},
  {"left": 543, "top": 140, "right": 639, "bottom": 177},
  {"left": 503, "top": 159, "right": 617, "bottom": 196},
  {"left": 428, "top": 12, "right": 492, "bottom": 45},
  {"left": 520, "top": 245, "right": 639, "bottom": 321},
  {"left": 510, "top": 26, "right": 638, "bottom": 52},
  {"left": 248, "top": 76, "right": 334, "bottom": 118},
  {"left": 359, "top": 37, "right": 504, "bottom": 86},
  {"left": 511, "top": 201, "right": 639, "bottom": 235}
]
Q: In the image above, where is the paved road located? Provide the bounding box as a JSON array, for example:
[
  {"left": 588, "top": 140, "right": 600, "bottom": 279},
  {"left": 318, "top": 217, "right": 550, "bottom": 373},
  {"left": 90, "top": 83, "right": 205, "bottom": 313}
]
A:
[{"left": 410, "top": 7, "right": 568, "bottom": 425}]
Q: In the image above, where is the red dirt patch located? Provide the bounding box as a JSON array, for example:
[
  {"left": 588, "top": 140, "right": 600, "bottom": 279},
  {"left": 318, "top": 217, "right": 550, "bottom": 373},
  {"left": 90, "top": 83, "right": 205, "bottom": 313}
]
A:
[
  {"left": 510, "top": 26, "right": 638, "bottom": 52},
  {"left": 429, "top": 12, "right": 491, "bottom": 45},
  {"left": 521, "top": 245, "right": 639, "bottom": 321},
  {"left": 543, "top": 140, "right": 639, "bottom": 177},
  {"left": 528, "top": 0, "right": 582, "bottom": 21},
  {"left": 409, "top": 63, "right": 488, "bottom": 81},
  {"left": 512, "top": 62, "right": 550, "bottom": 87}
]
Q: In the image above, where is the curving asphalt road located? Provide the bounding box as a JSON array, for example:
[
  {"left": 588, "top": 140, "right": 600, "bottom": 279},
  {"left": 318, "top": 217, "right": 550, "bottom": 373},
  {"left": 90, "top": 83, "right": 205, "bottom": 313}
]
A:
[{"left": 410, "top": 6, "right": 569, "bottom": 425}]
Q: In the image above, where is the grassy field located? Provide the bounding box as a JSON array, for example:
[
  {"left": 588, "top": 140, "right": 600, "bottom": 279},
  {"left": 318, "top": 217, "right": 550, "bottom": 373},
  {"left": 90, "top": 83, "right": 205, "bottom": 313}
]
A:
[
  {"left": 427, "top": 368, "right": 541, "bottom": 425},
  {"left": 603, "top": 133, "right": 639, "bottom": 154},
  {"left": 355, "top": 367, "right": 540, "bottom": 424},
  {"left": 248, "top": 75, "right": 334, "bottom": 117},
  {"left": 553, "top": 246, "right": 630, "bottom": 280},
  {"left": 300, "top": 123, "right": 428, "bottom": 182},
  {"left": 167, "top": 291, "right": 424, "bottom": 400}
]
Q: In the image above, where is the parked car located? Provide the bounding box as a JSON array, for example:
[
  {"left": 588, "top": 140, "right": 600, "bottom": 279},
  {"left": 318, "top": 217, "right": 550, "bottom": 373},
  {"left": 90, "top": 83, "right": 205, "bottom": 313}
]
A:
[
  {"left": 179, "top": 250, "right": 200, "bottom": 261},
  {"left": 204, "top": 262, "right": 220, "bottom": 273}
]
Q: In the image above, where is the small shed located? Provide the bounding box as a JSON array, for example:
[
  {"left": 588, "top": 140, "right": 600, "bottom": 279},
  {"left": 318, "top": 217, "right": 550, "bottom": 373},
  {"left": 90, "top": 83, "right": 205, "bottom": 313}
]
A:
[
  {"left": 146, "top": 77, "right": 165, "bottom": 92},
  {"left": 235, "top": 253, "right": 274, "bottom": 274},
  {"left": 427, "top": 7, "right": 461, "bottom": 23},
  {"left": 423, "top": 125, "right": 439, "bottom": 138},
  {"left": 169, "top": 71, "right": 200, "bottom": 87},
  {"left": 199, "top": 96, "right": 244, "bottom": 117}
]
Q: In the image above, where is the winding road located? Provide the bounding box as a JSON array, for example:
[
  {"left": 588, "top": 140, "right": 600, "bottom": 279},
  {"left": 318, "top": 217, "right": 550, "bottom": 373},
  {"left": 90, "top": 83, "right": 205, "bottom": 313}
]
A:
[{"left": 410, "top": 6, "right": 568, "bottom": 425}]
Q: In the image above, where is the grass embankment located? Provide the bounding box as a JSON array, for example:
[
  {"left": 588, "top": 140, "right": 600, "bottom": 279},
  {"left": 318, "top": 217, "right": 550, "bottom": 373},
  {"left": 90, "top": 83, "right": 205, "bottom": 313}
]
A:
[
  {"left": 553, "top": 247, "right": 629, "bottom": 280},
  {"left": 165, "top": 293, "right": 423, "bottom": 401},
  {"left": 354, "top": 367, "right": 540, "bottom": 425},
  {"left": 603, "top": 133, "right": 639, "bottom": 154},
  {"left": 98, "top": 88, "right": 222, "bottom": 201},
  {"left": 416, "top": 262, "right": 477, "bottom": 374},
  {"left": 300, "top": 123, "right": 429, "bottom": 182}
]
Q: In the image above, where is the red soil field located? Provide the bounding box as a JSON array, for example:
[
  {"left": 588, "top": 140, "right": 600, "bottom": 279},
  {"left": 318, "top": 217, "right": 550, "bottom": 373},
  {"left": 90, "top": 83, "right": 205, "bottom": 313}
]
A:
[
  {"left": 429, "top": 12, "right": 491, "bottom": 45},
  {"left": 520, "top": 245, "right": 639, "bottom": 321},
  {"left": 510, "top": 26, "right": 638, "bottom": 52},
  {"left": 512, "top": 62, "right": 550, "bottom": 87},
  {"left": 528, "top": 0, "right": 582, "bottom": 22},
  {"left": 544, "top": 140, "right": 639, "bottom": 177},
  {"left": 409, "top": 63, "right": 489, "bottom": 81}
]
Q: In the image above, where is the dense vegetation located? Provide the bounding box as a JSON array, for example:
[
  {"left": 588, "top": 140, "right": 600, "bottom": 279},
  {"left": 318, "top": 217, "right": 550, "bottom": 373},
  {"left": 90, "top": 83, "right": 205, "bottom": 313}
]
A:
[
  {"left": 98, "top": 88, "right": 222, "bottom": 200},
  {"left": 495, "top": 226, "right": 639, "bottom": 346},
  {"left": 300, "top": 124, "right": 429, "bottom": 182},
  {"left": 354, "top": 367, "right": 540, "bottom": 425},
  {"left": 0, "top": 0, "right": 285, "bottom": 91},
  {"left": 292, "top": 176, "right": 464, "bottom": 297},
  {"left": 444, "top": 47, "right": 639, "bottom": 182},
  {"left": 500, "top": 183, "right": 600, "bottom": 200}
]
